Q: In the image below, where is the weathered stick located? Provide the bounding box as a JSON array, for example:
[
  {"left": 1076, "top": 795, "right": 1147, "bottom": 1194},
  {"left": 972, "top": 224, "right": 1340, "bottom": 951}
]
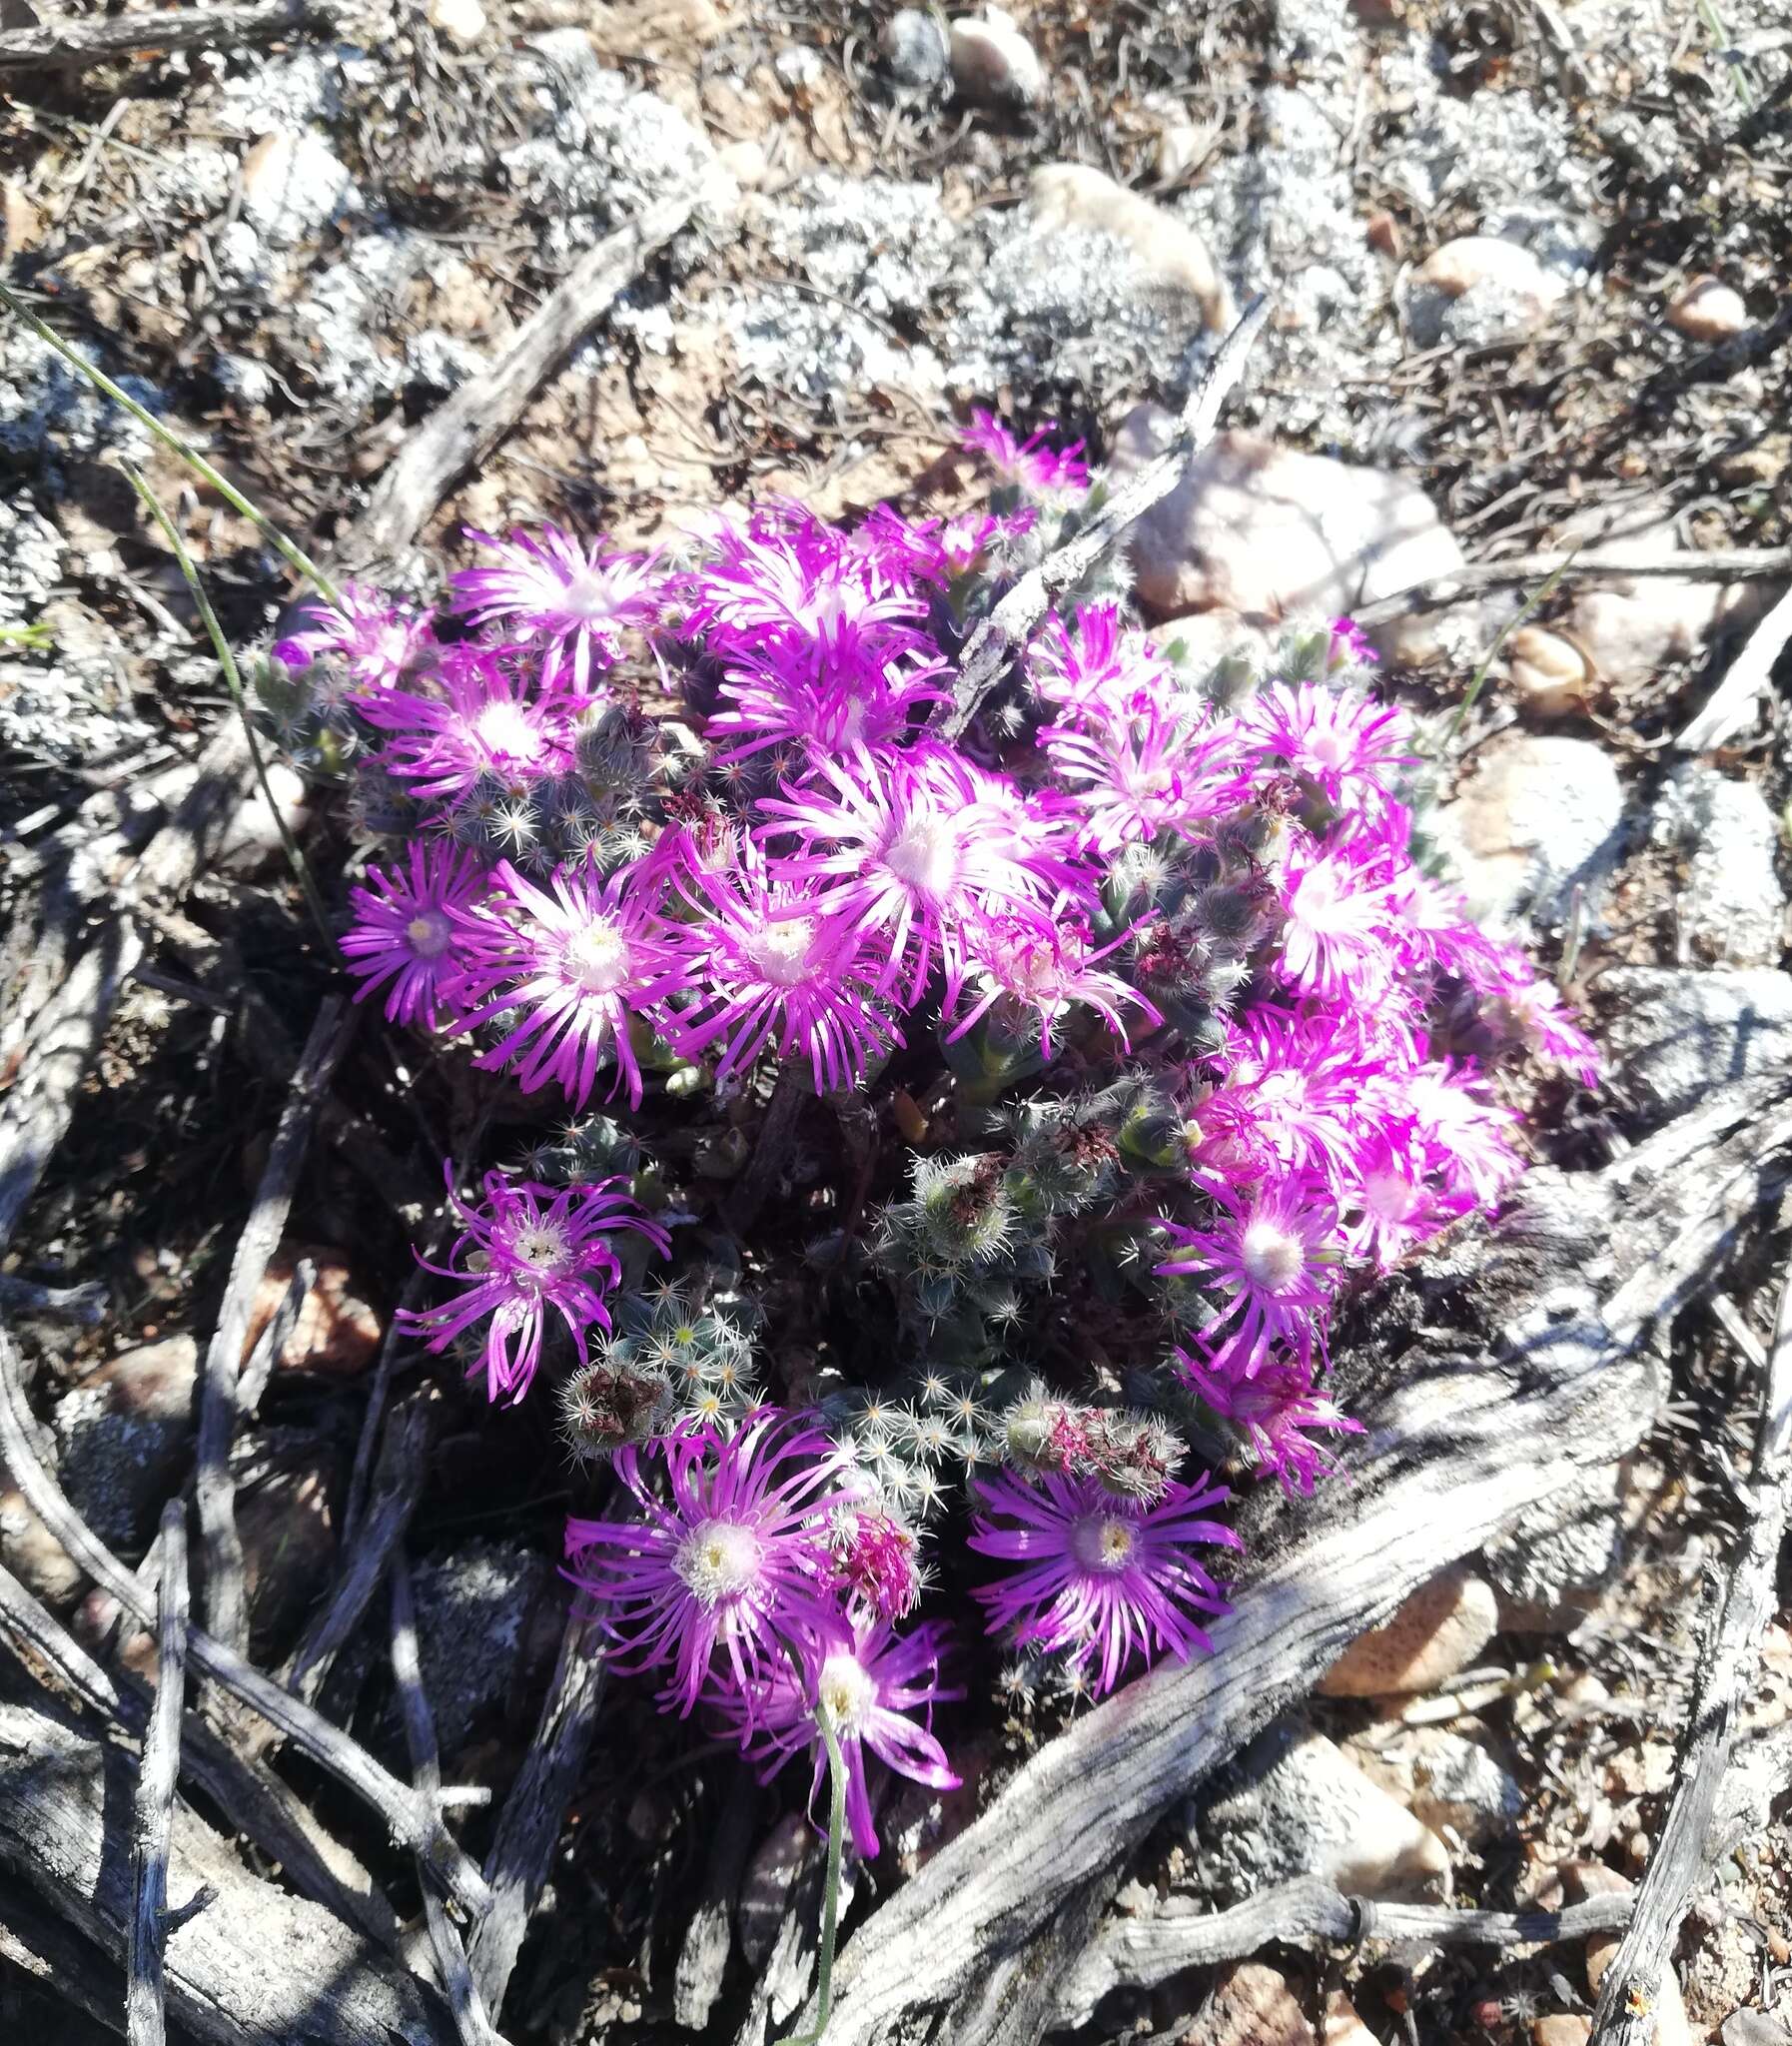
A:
[
  {"left": 0, "top": 1700, "right": 455, "bottom": 2046},
  {"left": 0, "top": 1554, "right": 404, "bottom": 1950},
  {"left": 1349, "top": 543, "right": 1792, "bottom": 625},
  {"left": 0, "top": 1, "right": 336, "bottom": 72},
  {"left": 944, "top": 293, "right": 1271, "bottom": 738},
  {"left": 391, "top": 1558, "right": 504, "bottom": 2046},
  {"left": 1589, "top": 1237, "right": 1792, "bottom": 2043},
  {"left": 466, "top": 1607, "right": 608, "bottom": 2015},
  {"left": 0, "top": 1317, "right": 490, "bottom": 1922},
  {"left": 1674, "top": 579, "right": 1792, "bottom": 752},
  {"left": 126, "top": 1501, "right": 189, "bottom": 2046},
  {"left": 196, "top": 996, "right": 355, "bottom": 1658},
  {"left": 340, "top": 188, "right": 710, "bottom": 575},
  {"left": 0, "top": 1270, "right": 109, "bottom": 1324},
  {"left": 236, "top": 1255, "right": 314, "bottom": 1417}
]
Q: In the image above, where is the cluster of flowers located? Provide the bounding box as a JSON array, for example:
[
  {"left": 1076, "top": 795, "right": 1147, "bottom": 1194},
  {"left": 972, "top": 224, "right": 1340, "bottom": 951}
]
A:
[{"left": 267, "top": 409, "right": 1595, "bottom": 1807}]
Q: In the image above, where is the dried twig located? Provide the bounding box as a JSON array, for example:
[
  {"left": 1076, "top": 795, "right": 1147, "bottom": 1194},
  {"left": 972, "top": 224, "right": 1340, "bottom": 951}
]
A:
[
  {"left": 236, "top": 1255, "right": 314, "bottom": 1418},
  {"left": 0, "top": 1317, "right": 490, "bottom": 1921},
  {"left": 195, "top": 996, "right": 355, "bottom": 1659},
  {"left": 1674, "top": 579, "right": 1792, "bottom": 751},
  {"left": 127, "top": 1501, "right": 189, "bottom": 2046},
  {"left": 341, "top": 188, "right": 715, "bottom": 575},
  {"left": 391, "top": 1558, "right": 504, "bottom": 2046},
  {"left": 467, "top": 1608, "right": 607, "bottom": 2016},
  {"left": 1350, "top": 542, "right": 1792, "bottom": 625},
  {"left": 0, "top": 0, "right": 337, "bottom": 71},
  {"left": 1589, "top": 1236, "right": 1792, "bottom": 2043},
  {"left": 944, "top": 294, "right": 1271, "bottom": 738},
  {"left": 0, "top": 1270, "right": 109, "bottom": 1324}
]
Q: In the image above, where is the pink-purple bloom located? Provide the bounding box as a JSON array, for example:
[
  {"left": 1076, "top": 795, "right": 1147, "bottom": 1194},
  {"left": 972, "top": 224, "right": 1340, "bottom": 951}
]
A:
[
  {"left": 1175, "top": 1352, "right": 1363, "bottom": 1497},
  {"left": 342, "top": 839, "right": 484, "bottom": 1028},
  {"left": 354, "top": 646, "right": 579, "bottom": 803},
  {"left": 960, "top": 409, "right": 1090, "bottom": 496},
  {"left": 968, "top": 1468, "right": 1239, "bottom": 1696},
  {"left": 1158, "top": 1173, "right": 1342, "bottom": 1380},
  {"left": 451, "top": 526, "right": 659, "bottom": 693}
]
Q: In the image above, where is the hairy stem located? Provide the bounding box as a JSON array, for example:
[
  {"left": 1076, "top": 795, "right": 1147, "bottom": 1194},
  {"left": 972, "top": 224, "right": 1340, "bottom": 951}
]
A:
[{"left": 777, "top": 1695, "right": 847, "bottom": 2046}]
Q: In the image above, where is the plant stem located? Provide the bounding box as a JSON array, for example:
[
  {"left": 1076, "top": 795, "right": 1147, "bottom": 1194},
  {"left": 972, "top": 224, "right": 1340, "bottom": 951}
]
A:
[
  {"left": 123, "top": 462, "right": 342, "bottom": 964},
  {"left": 776, "top": 1695, "right": 847, "bottom": 2046},
  {"left": 0, "top": 282, "right": 344, "bottom": 608}
]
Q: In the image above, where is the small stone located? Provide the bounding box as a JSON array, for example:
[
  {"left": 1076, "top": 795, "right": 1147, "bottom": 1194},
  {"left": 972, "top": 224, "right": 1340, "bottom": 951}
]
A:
[
  {"left": 1648, "top": 764, "right": 1784, "bottom": 969},
  {"left": 1030, "top": 166, "right": 1232, "bottom": 332},
  {"left": 426, "top": 0, "right": 486, "bottom": 45},
  {"left": 1600, "top": 966, "right": 1792, "bottom": 1120},
  {"left": 240, "top": 128, "right": 357, "bottom": 246},
  {"left": 0, "top": 1484, "right": 81, "bottom": 1606},
  {"left": 1531, "top": 2020, "right": 1590, "bottom": 2046},
  {"left": 1432, "top": 732, "right": 1625, "bottom": 931},
  {"left": 716, "top": 137, "right": 768, "bottom": 190},
  {"left": 1186, "top": 1961, "right": 1314, "bottom": 2046},
  {"left": 1715, "top": 437, "right": 1787, "bottom": 489},
  {"left": 1322, "top": 1990, "right": 1377, "bottom": 2044},
  {"left": 1507, "top": 625, "right": 1589, "bottom": 715},
  {"left": 949, "top": 7, "right": 1044, "bottom": 106},
  {"left": 1200, "top": 1725, "right": 1452, "bottom": 1903},
  {"left": 1668, "top": 276, "right": 1749, "bottom": 343},
  {"left": 1411, "top": 236, "right": 1566, "bottom": 346},
  {"left": 1156, "top": 120, "right": 1210, "bottom": 184},
  {"left": 773, "top": 43, "right": 824, "bottom": 89},
  {"left": 53, "top": 1337, "right": 199, "bottom": 1555},
  {"left": 1321, "top": 1566, "right": 1499, "bottom": 1698},
  {"left": 1398, "top": 1725, "right": 1524, "bottom": 1843},
  {"left": 245, "top": 1248, "right": 384, "bottom": 1379},
  {"left": 1723, "top": 2014, "right": 1792, "bottom": 2046},
  {"left": 237, "top": 1452, "right": 336, "bottom": 1658},
  {"left": 216, "top": 762, "right": 310, "bottom": 877},
  {"left": 881, "top": 7, "right": 950, "bottom": 89}
]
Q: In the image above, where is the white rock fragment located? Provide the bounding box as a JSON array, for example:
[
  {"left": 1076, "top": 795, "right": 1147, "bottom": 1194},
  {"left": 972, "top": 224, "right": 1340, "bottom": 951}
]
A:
[
  {"left": 1649, "top": 763, "right": 1784, "bottom": 968},
  {"left": 1029, "top": 164, "right": 1233, "bottom": 332},
  {"left": 1409, "top": 234, "right": 1567, "bottom": 346},
  {"left": 1601, "top": 966, "right": 1792, "bottom": 1120},
  {"left": 427, "top": 0, "right": 486, "bottom": 45},
  {"left": 217, "top": 762, "right": 311, "bottom": 878},
  {"left": 882, "top": 7, "right": 950, "bottom": 89},
  {"left": 240, "top": 127, "right": 357, "bottom": 246},
  {"left": 1433, "top": 731, "right": 1625, "bottom": 931},
  {"left": 1319, "top": 1567, "right": 1500, "bottom": 1698},
  {"left": 1506, "top": 625, "right": 1589, "bottom": 715},
  {"left": 948, "top": 7, "right": 1044, "bottom": 107},
  {"left": 1668, "top": 274, "right": 1749, "bottom": 343}
]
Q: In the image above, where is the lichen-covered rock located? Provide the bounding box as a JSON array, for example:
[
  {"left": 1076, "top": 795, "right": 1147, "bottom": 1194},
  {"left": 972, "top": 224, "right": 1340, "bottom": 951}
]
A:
[
  {"left": 948, "top": 9, "right": 1043, "bottom": 106},
  {"left": 1648, "top": 764, "right": 1784, "bottom": 969},
  {"left": 1028, "top": 164, "right": 1232, "bottom": 332},
  {"left": 409, "top": 1537, "right": 554, "bottom": 1758},
  {"left": 1319, "top": 1566, "right": 1498, "bottom": 1698},
  {"left": 1600, "top": 966, "right": 1792, "bottom": 1120},
  {"left": 53, "top": 1337, "right": 199, "bottom": 1557},
  {"left": 1408, "top": 234, "right": 1567, "bottom": 347}
]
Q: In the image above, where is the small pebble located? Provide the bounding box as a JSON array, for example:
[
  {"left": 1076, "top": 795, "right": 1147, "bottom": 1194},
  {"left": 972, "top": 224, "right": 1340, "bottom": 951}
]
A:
[
  {"left": 426, "top": 0, "right": 486, "bottom": 45},
  {"left": 948, "top": 7, "right": 1044, "bottom": 106},
  {"left": 1668, "top": 275, "right": 1749, "bottom": 343},
  {"left": 881, "top": 6, "right": 950, "bottom": 89},
  {"left": 1507, "top": 625, "right": 1589, "bottom": 715}
]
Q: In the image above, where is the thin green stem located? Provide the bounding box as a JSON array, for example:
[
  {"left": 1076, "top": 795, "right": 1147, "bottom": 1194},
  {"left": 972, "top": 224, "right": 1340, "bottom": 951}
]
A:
[
  {"left": 123, "top": 462, "right": 342, "bottom": 965},
  {"left": 1446, "top": 547, "right": 1581, "bottom": 747},
  {"left": 776, "top": 1695, "right": 847, "bottom": 2046},
  {"left": 0, "top": 281, "right": 344, "bottom": 607},
  {"left": 0, "top": 622, "right": 54, "bottom": 650}
]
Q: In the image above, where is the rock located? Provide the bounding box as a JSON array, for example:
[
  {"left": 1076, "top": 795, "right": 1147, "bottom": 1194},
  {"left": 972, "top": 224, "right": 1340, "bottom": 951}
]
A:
[
  {"left": 882, "top": 7, "right": 950, "bottom": 89},
  {"left": 426, "top": 0, "right": 486, "bottom": 44},
  {"left": 239, "top": 127, "right": 357, "bottom": 246},
  {"left": 1431, "top": 732, "right": 1626, "bottom": 931},
  {"left": 1507, "top": 625, "right": 1589, "bottom": 715},
  {"left": 1186, "top": 1961, "right": 1314, "bottom": 2046},
  {"left": 1029, "top": 167, "right": 1232, "bottom": 333},
  {"left": 1198, "top": 1724, "right": 1452, "bottom": 1902},
  {"left": 236, "top": 1447, "right": 336, "bottom": 1658},
  {"left": 1410, "top": 236, "right": 1567, "bottom": 347},
  {"left": 738, "top": 1811, "right": 813, "bottom": 1965},
  {"left": 1668, "top": 276, "right": 1749, "bottom": 343},
  {"left": 0, "top": 1483, "right": 82, "bottom": 1605},
  {"left": 948, "top": 8, "right": 1044, "bottom": 106},
  {"left": 1600, "top": 966, "right": 1792, "bottom": 1121},
  {"left": 1109, "top": 415, "right": 1459, "bottom": 623},
  {"left": 1322, "top": 1991, "right": 1376, "bottom": 2045},
  {"left": 216, "top": 761, "right": 310, "bottom": 877},
  {"left": 1485, "top": 1464, "right": 1627, "bottom": 1632},
  {"left": 1531, "top": 2020, "right": 1590, "bottom": 2046},
  {"left": 1157, "top": 120, "right": 1211, "bottom": 184},
  {"left": 53, "top": 1337, "right": 199, "bottom": 1555},
  {"left": 1321, "top": 1567, "right": 1499, "bottom": 1698},
  {"left": 716, "top": 138, "right": 768, "bottom": 190},
  {"left": 1556, "top": 515, "right": 1779, "bottom": 687},
  {"left": 1648, "top": 764, "right": 1784, "bottom": 969},
  {"left": 1715, "top": 436, "right": 1787, "bottom": 489},
  {"left": 1722, "top": 2016, "right": 1792, "bottom": 2046},
  {"left": 245, "top": 1244, "right": 385, "bottom": 1375},
  {"left": 2, "top": 178, "right": 41, "bottom": 261},
  {"left": 409, "top": 1538, "right": 554, "bottom": 1760},
  {"left": 1350, "top": 1723, "right": 1523, "bottom": 1845}
]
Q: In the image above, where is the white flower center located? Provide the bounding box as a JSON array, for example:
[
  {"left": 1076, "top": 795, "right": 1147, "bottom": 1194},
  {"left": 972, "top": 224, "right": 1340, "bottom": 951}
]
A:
[
  {"left": 563, "top": 918, "right": 630, "bottom": 994},
  {"left": 1288, "top": 863, "right": 1341, "bottom": 923},
  {"left": 559, "top": 570, "right": 619, "bottom": 623},
  {"left": 509, "top": 1220, "right": 569, "bottom": 1273},
  {"left": 673, "top": 1519, "right": 762, "bottom": 1609},
  {"left": 1240, "top": 1218, "right": 1306, "bottom": 1294},
  {"left": 816, "top": 1651, "right": 877, "bottom": 1727},
  {"left": 744, "top": 916, "right": 818, "bottom": 986},
  {"left": 1306, "top": 726, "right": 1347, "bottom": 771},
  {"left": 405, "top": 910, "right": 453, "bottom": 959},
  {"left": 883, "top": 813, "right": 958, "bottom": 898},
  {"left": 473, "top": 699, "right": 545, "bottom": 761},
  {"left": 1070, "top": 1515, "right": 1138, "bottom": 1574}
]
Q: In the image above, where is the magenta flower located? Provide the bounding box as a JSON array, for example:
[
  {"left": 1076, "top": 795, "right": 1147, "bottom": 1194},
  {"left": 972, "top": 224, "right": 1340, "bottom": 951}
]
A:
[
  {"left": 968, "top": 1468, "right": 1239, "bottom": 1696},
  {"left": 450, "top": 857, "right": 689, "bottom": 1109},
  {"left": 357, "top": 646, "right": 579, "bottom": 805},
  {"left": 451, "top": 527, "right": 660, "bottom": 693},
  {"left": 1175, "top": 1351, "right": 1363, "bottom": 1497},
  {"left": 1158, "top": 1172, "right": 1342, "bottom": 1379},
  {"left": 821, "top": 1495, "right": 924, "bottom": 1620},
  {"left": 713, "top": 1614, "right": 961, "bottom": 1857},
  {"left": 959, "top": 409, "right": 1090, "bottom": 496},
  {"left": 1275, "top": 825, "right": 1400, "bottom": 1003},
  {"left": 706, "top": 641, "right": 950, "bottom": 764},
  {"left": 1041, "top": 701, "right": 1251, "bottom": 855},
  {"left": 1191, "top": 1007, "right": 1373, "bottom": 1190},
  {"left": 563, "top": 1409, "right": 852, "bottom": 1717},
  {"left": 342, "top": 840, "right": 484, "bottom": 1028},
  {"left": 1032, "top": 605, "right": 1173, "bottom": 726},
  {"left": 950, "top": 905, "right": 1160, "bottom": 1058},
  {"left": 402, "top": 1169, "right": 670, "bottom": 1404},
  {"left": 1397, "top": 1060, "right": 1524, "bottom": 1209},
  {"left": 273, "top": 584, "right": 437, "bottom": 691},
  {"left": 1329, "top": 616, "right": 1376, "bottom": 669},
  {"left": 669, "top": 847, "right": 902, "bottom": 1093},
  {"left": 1243, "top": 681, "right": 1414, "bottom": 812}
]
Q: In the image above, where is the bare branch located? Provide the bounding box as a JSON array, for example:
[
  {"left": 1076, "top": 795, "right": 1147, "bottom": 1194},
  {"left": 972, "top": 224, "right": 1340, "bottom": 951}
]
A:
[
  {"left": 1674, "top": 580, "right": 1792, "bottom": 752},
  {"left": 236, "top": 1256, "right": 315, "bottom": 1419},
  {"left": 0, "top": 0, "right": 337, "bottom": 72},
  {"left": 126, "top": 1501, "right": 189, "bottom": 2046},
  {"left": 1349, "top": 543, "right": 1792, "bottom": 626}
]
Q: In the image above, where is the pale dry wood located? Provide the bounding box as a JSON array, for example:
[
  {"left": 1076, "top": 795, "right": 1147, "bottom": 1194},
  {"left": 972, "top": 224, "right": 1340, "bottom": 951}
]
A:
[
  {"left": 236, "top": 1254, "right": 314, "bottom": 1417},
  {"left": 340, "top": 188, "right": 708, "bottom": 576},
  {"left": 0, "top": 1316, "right": 491, "bottom": 1922},
  {"left": 801, "top": 1081, "right": 1792, "bottom": 2046},
  {"left": 0, "top": 1270, "right": 109, "bottom": 1323},
  {"left": 0, "top": 0, "right": 334, "bottom": 70},
  {"left": 1589, "top": 1237, "right": 1792, "bottom": 2043},
  {"left": 1674, "top": 579, "right": 1792, "bottom": 751},
  {"left": 195, "top": 996, "right": 354, "bottom": 1659},
  {"left": 0, "top": 1699, "right": 454, "bottom": 2046},
  {"left": 943, "top": 294, "right": 1271, "bottom": 739},
  {"left": 0, "top": 1553, "right": 405, "bottom": 1949},
  {"left": 126, "top": 1501, "right": 189, "bottom": 2046},
  {"left": 466, "top": 1607, "right": 608, "bottom": 2016},
  {"left": 1350, "top": 542, "right": 1792, "bottom": 625}
]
